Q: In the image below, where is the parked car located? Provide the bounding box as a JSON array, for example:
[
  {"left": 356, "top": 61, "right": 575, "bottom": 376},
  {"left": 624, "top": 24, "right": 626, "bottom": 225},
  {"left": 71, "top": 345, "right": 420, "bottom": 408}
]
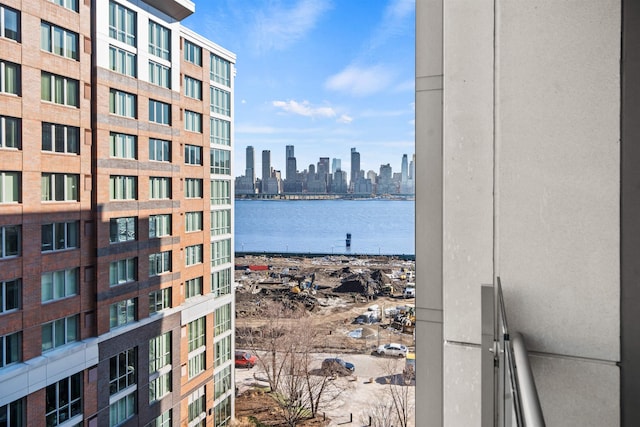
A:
[
  {"left": 235, "top": 351, "right": 257, "bottom": 368},
  {"left": 376, "top": 343, "right": 408, "bottom": 357},
  {"left": 321, "top": 358, "right": 355, "bottom": 375}
]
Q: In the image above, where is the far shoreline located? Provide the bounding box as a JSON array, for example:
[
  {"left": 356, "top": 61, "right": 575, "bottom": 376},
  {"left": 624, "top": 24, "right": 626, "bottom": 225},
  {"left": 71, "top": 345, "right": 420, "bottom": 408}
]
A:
[{"left": 235, "top": 251, "right": 416, "bottom": 261}]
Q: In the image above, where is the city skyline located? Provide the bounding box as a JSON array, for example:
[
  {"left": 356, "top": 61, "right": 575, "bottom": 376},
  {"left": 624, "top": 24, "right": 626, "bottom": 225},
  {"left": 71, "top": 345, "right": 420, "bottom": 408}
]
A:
[{"left": 182, "top": 0, "right": 415, "bottom": 175}]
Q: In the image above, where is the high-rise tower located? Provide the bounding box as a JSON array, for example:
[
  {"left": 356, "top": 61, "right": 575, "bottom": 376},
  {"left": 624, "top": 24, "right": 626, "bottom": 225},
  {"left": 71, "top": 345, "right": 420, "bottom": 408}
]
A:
[
  {"left": 246, "top": 145, "right": 256, "bottom": 183},
  {"left": 350, "top": 147, "right": 360, "bottom": 191}
]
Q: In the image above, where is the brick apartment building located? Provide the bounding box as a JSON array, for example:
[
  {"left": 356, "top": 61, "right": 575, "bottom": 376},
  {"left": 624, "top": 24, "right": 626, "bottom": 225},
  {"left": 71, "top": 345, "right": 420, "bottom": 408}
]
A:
[{"left": 0, "top": 0, "right": 235, "bottom": 426}]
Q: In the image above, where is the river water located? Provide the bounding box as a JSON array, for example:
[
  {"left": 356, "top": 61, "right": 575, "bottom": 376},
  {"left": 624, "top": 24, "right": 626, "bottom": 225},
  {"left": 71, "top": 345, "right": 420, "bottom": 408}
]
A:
[{"left": 234, "top": 199, "right": 415, "bottom": 256}]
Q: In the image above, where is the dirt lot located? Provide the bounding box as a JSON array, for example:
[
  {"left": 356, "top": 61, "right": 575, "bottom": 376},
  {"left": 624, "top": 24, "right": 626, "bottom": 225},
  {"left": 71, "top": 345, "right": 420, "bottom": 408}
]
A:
[{"left": 233, "top": 254, "right": 416, "bottom": 426}]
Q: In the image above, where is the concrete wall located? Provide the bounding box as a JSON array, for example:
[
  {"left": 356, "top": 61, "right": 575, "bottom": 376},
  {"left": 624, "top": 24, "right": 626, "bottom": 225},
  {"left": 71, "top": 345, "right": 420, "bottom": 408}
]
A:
[{"left": 416, "top": 1, "right": 621, "bottom": 425}]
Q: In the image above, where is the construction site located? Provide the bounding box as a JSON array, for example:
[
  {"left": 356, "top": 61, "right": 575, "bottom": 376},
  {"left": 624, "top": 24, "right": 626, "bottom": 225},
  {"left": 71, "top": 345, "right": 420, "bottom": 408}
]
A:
[{"left": 234, "top": 254, "right": 417, "bottom": 426}]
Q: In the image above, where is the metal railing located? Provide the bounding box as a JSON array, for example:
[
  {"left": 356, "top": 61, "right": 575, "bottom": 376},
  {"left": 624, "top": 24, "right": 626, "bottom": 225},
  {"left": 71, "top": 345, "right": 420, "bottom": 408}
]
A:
[{"left": 482, "top": 278, "right": 545, "bottom": 427}]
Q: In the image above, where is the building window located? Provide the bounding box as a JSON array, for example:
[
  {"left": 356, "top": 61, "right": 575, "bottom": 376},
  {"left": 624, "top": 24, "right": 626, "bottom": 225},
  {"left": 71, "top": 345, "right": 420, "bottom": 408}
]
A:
[
  {"left": 42, "top": 314, "right": 78, "bottom": 352},
  {"left": 214, "top": 336, "right": 231, "bottom": 369},
  {"left": 149, "top": 332, "right": 171, "bottom": 373},
  {"left": 185, "top": 277, "right": 203, "bottom": 299},
  {"left": 187, "top": 317, "right": 205, "bottom": 378},
  {"left": 210, "top": 179, "right": 231, "bottom": 205},
  {"left": 211, "top": 209, "right": 231, "bottom": 236},
  {"left": 148, "top": 21, "right": 170, "bottom": 60},
  {"left": 49, "top": 0, "right": 79, "bottom": 12},
  {"left": 41, "top": 173, "right": 79, "bottom": 201},
  {"left": 148, "top": 288, "right": 171, "bottom": 315},
  {"left": 184, "top": 76, "right": 202, "bottom": 100},
  {"left": 109, "top": 89, "right": 136, "bottom": 118},
  {"left": 109, "top": 1, "right": 136, "bottom": 46},
  {"left": 0, "top": 61, "right": 19, "bottom": 95},
  {"left": 210, "top": 149, "right": 231, "bottom": 175},
  {"left": 149, "top": 251, "right": 171, "bottom": 277},
  {"left": 41, "top": 267, "right": 78, "bottom": 303},
  {"left": 0, "top": 171, "right": 20, "bottom": 203},
  {"left": 149, "top": 61, "right": 170, "bottom": 88},
  {"left": 210, "top": 118, "right": 230, "bottom": 146},
  {"left": 184, "top": 40, "right": 201, "bottom": 66},
  {"left": 149, "top": 176, "right": 171, "bottom": 199},
  {"left": 188, "top": 386, "right": 206, "bottom": 426},
  {"left": 41, "top": 72, "right": 78, "bottom": 107},
  {"left": 0, "top": 5, "right": 20, "bottom": 42},
  {"left": 185, "top": 144, "right": 202, "bottom": 165},
  {"left": 109, "top": 348, "right": 136, "bottom": 395},
  {"left": 0, "top": 278, "right": 20, "bottom": 313},
  {"left": 109, "top": 257, "right": 137, "bottom": 286},
  {"left": 109, "top": 298, "right": 136, "bottom": 329},
  {"left": 45, "top": 373, "right": 82, "bottom": 427},
  {"left": 109, "top": 175, "right": 137, "bottom": 200},
  {"left": 185, "top": 211, "right": 203, "bottom": 232},
  {"left": 109, "top": 132, "right": 136, "bottom": 159},
  {"left": 211, "top": 239, "right": 231, "bottom": 267},
  {"left": 0, "top": 398, "right": 24, "bottom": 427},
  {"left": 109, "top": 393, "right": 136, "bottom": 427},
  {"left": 149, "top": 99, "right": 170, "bottom": 125},
  {"left": 210, "top": 55, "right": 231, "bottom": 87},
  {"left": 1, "top": 332, "right": 20, "bottom": 367},
  {"left": 215, "top": 303, "right": 232, "bottom": 335},
  {"left": 210, "top": 87, "right": 230, "bottom": 116},
  {"left": 213, "top": 365, "right": 231, "bottom": 400},
  {"left": 184, "top": 111, "right": 202, "bottom": 133},
  {"left": 40, "top": 22, "right": 78, "bottom": 60},
  {"left": 149, "top": 372, "right": 171, "bottom": 403},
  {"left": 212, "top": 268, "right": 231, "bottom": 297},
  {"left": 214, "top": 396, "right": 232, "bottom": 427},
  {"left": 147, "top": 409, "right": 172, "bottom": 427},
  {"left": 0, "top": 225, "right": 20, "bottom": 258},
  {"left": 42, "top": 221, "right": 79, "bottom": 252},
  {"left": 185, "top": 178, "right": 203, "bottom": 199},
  {"left": 109, "top": 45, "right": 136, "bottom": 77},
  {"left": 149, "top": 138, "right": 170, "bottom": 162},
  {"left": 185, "top": 245, "right": 203, "bottom": 267},
  {"left": 149, "top": 214, "right": 171, "bottom": 238},
  {"left": 42, "top": 122, "right": 80, "bottom": 154},
  {"left": 110, "top": 216, "right": 136, "bottom": 243},
  {"left": 0, "top": 116, "right": 20, "bottom": 149}
]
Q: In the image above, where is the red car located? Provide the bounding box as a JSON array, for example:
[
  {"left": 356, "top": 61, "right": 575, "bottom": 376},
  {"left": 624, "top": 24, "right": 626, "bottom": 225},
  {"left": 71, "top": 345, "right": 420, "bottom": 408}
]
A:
[{"left": 235, "top": 351, "right": 257, "bottom": 368}]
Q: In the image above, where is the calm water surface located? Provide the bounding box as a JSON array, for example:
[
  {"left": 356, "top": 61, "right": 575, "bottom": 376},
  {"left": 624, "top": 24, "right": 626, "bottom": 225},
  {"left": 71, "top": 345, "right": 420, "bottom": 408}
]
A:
[{"left": 234, "top": 199, "right": 415, "bottom": 255}]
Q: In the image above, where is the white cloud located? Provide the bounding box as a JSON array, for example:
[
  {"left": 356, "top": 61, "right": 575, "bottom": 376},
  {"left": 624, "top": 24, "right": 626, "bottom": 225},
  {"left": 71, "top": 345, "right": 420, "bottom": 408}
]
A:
[
  {"left": 337, "top": 114, "right": 353, "bottom": 124},
  {"left": 251, "top": 0, "right": 332, "bottom": 53},
  {"left": 325, "top": 64, "right": 394, "bottom": 96},
  {"left": 272, "top": 100, "right": 336, "bottom": 118},
  {"left": 368, "top": 0, "right": 415, "bottom": 51}
]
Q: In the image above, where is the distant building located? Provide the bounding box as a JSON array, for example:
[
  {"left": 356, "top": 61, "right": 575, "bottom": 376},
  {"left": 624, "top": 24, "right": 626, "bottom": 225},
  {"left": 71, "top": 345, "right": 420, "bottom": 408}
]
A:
[
  {"left": 262, "top": 150, "right": 271, "bottom": 193},
  {"left": 350, "top": 147, "right": 361, "bottom": 191},
  {"left": 332, "top": 158, "right": 342, "bottom": 175}
]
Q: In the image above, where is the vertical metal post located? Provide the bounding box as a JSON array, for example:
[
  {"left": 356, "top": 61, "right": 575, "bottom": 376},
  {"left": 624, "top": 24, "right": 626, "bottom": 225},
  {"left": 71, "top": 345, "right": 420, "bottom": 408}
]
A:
[{"left": 481, "top": 285, "right": 496, "bottom": 427}]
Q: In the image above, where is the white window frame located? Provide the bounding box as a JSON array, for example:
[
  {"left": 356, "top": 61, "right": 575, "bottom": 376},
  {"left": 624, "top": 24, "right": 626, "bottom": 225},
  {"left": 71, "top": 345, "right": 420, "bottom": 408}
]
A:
[
  {"left": 109, "top": 392, "right": 136, "bottom": 427},
  {"left": 185, "top": 277, "right": 203, "bottom": 299},
  {"left": 149, "top": 332, "right": 171, "bottom": 374},
  {"left": 210, "top": 54, "right": 231, "bottom": 87},
  {"left": 210, "top": 179, "right": 231, "bottom": 205},
  {"left": 149, "top": 251, "right": 171, "bottom": 276},
  {"left": 213, "top": 396, "right": 232, "bottom": 427},
  {"left": 0, "top": 60, "right": 20, "bottom": 95},
  {"left": 211, "top": 209, "right": 231, "bottom": 236},
  {"left": 212, "top": 268, "right": 232, "bottom": 297},
  {"left": 149, "top": 176, "right": 171, "bottom": 199},
  {"left": 0, "top": 5, "right": 20, "bottom": 42},
  {"left": 109, "top": 298, "right": 137, "bottom": 329},
  {"left": 0, "top": 171, "right": 20, "bottom": 203},
  {"left": 0, "top": 225, "right": 20, "bottom": 258},
  {"left": 41, "top": 267, "right": 78, "bottom": 303},
  {"left": 109, "top": 132, "right": 136, "bottom": 159},
  {"left": 214, "top": 335, "right": 231, "bottom": 369},
  {"left": 210, "top": 86, "right": 230, "bottom": 116},
  {"left": 185, "top": 144, "right": 202, "bottom": 164},
  {"left": 185, "top": 245, "right": 203, "bottom": 266},
  {"left": 110, "top": 216, "right": 136, "bottom": 243},
  {"left": 41, "top": 173, "right": 78, "bottom": 201},
  {"left": 40, "top": 21, "right": 78, "bottom": 60},
  {"left": 214, "top": 303, "right": 232, "bottom": 335},
  {"left": 41, "top": 221, "right": 79, "bottom": 252},
  {"left": 210, "top": 118, "right": 230, "bottom": 146},
  {"left": 185, "top": 211, "right": 203, "bottom": 233},
  {"left": 0, "top": 332, "right": 21, "bottom": 367},
  {"left": 42, "top": 314, "right": 78, "bottom": 352},
  {"left": 210, "top": 149, "right": 231, "bottom": 175},
  {"left": 109, "top": 257, "right": 137, "bottom": 286},
  {"left": 109, "top": 45, "right": 136, "bottom": 77},
  {"left": 109, "top": 1, "right": 136, "bottom": 46},
  {"left": 42, "top": 122, "right": 80, "bottom": 154},
  {"left": 109, "top": 175, "right": 137, "bottom": 200},
  {"left": 187, "top": 386, "right": 206, "bottom": 427},
  {"left": 148, "top": 21, "right": 170, "bottom": 60},
  {"left": 45, "top": 373, "right": 82, "bottom": 427},
  {"left": 148, "top": 288, "right": 171, "bottom": 315},
  {"left": 184, "top": 110, "right": 202, "bottom": 133},
  {"left": 184, "top": 40, "right": 201, "bottom": 66},
  {"left": 109, "top": 88, "right": 136, "bottom": 118},
  {"left": 211, "top": 239, "right": 231, "bottom": 267},
  {"left": 149, "top": 138, "right": 170, "bottom": 162},
  {"left": 149, "top": 214, "right": 171, "bottom": 238},
  {"left": 149, "top": 99, "right": 170, "bottom": 125},
  {"left": 184, "top": 76, "right": 202, "bottom": 100},
  {"left": 185, "top": 178, "right": 203, "bottom": 199},
  {"left": 0, "top": 115, "right": 20, "bottom": 149},
  {"left": 49, "top": 0, "right": 79, "bottom": 12},
  {"left": 41, "top": 71, "right": 78, "bottom": 107},
  {"left": 109, "top": 348, "right": 136, "bottom": 395},
  {"left": 0, "top": 278, "right": 20, "bottom": 313},
  {"left": 149, "top": 61, "right": 170, "bottom": 88}
]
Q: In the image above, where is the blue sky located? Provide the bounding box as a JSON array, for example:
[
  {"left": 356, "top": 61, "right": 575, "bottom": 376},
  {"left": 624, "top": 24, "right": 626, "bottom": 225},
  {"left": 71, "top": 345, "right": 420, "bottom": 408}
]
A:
[{"left": 183, "top": 0, "right": 415, "bottom": 178}]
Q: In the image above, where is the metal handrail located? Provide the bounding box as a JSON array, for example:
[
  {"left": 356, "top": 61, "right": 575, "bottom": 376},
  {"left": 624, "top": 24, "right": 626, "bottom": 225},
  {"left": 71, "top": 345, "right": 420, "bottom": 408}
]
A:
[{"left": 511, "top": 332, "right": 545, "bottom": 427}]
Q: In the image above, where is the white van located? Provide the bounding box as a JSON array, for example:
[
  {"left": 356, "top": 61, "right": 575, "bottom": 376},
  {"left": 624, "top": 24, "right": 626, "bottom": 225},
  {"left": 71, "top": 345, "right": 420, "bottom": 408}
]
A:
[{"left": 403, "top": 286, "right": 415, "bottom": 299}]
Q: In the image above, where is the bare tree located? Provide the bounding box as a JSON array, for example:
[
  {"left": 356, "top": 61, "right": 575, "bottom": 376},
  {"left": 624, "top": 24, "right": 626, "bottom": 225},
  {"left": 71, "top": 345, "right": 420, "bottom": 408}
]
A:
[{"left": 363, "top": 358, "right": 415, "bottom": 427}]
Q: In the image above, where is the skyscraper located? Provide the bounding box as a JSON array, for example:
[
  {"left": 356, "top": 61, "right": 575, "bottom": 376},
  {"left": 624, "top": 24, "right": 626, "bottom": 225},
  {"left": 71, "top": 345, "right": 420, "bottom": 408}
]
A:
[
  {"left": 262, "top": 149, "right": 271, "bottom": 193},
  {"left": 0, "top": 1, "right": 235, "bottom": 425},
  {"left": 285, "top": 145, "right": 296, "bottom": 182},
  {"left": 246, "top": 145, "right": 256, "bottom": 183},
  {"left": 332, "top": 158, "right": 342, "bottom": 174},
  {"left": 350, "top": 147, "right": 360, "bottom": 191}
]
